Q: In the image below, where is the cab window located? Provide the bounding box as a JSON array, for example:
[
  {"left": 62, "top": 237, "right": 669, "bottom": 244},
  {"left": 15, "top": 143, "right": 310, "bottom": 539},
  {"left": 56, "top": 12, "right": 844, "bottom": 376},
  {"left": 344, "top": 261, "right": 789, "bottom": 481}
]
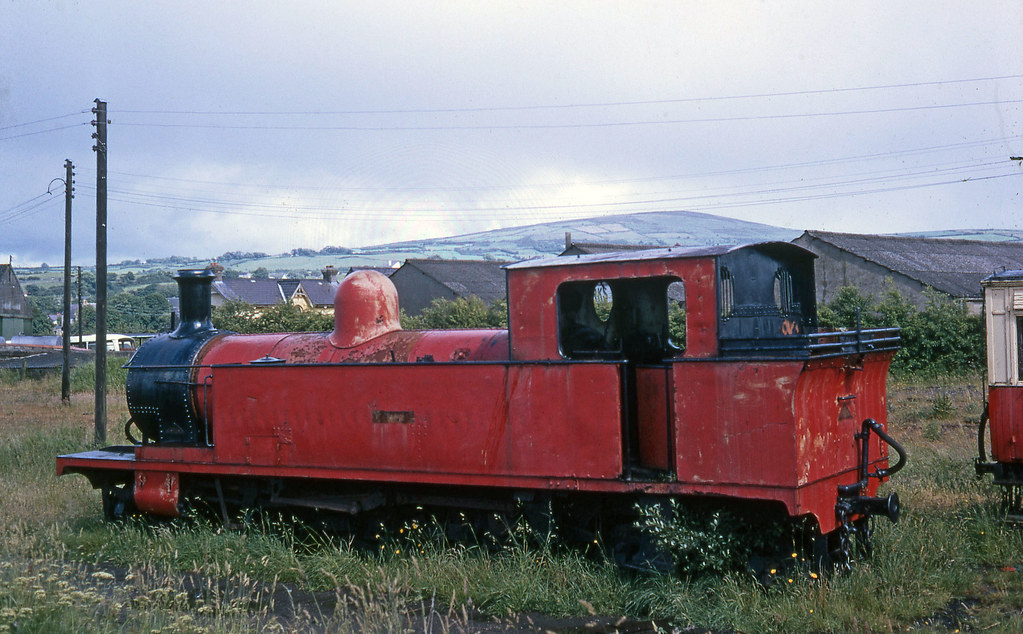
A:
[{"left": 557, "top": 277, "right": 684, "bottom": 362}]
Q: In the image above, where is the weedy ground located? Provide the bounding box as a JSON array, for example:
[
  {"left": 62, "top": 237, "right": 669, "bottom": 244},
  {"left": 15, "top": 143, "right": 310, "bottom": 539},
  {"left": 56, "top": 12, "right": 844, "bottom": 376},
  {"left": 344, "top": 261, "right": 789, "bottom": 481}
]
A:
[{"left": 1, "top": 365, "right": 1022, "bottom": 633}]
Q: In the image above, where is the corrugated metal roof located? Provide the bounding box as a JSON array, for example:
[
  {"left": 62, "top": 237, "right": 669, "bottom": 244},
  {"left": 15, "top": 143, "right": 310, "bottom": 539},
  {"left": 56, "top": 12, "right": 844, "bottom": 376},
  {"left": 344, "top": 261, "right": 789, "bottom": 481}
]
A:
[{"left": 802, "top": 231, "right": 1023, "bottom": 298}]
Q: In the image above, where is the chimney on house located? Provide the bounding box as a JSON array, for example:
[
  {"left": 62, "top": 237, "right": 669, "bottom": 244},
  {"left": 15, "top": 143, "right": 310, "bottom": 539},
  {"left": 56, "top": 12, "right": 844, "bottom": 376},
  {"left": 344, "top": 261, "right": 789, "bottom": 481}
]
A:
[
  {"left": 565, "top": 231, "right": 572, "bottom": 251},
  {"left": 322, "top": 265, "right": 338, "bottom": 283},
  {"left": 208, "top": 261, "right": 224, "bottom": 281}
]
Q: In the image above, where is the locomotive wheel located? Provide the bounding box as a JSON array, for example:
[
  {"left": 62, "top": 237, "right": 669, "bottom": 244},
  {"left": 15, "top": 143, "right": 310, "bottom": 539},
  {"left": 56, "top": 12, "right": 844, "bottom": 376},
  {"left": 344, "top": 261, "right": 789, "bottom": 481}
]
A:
[{"left": 101, "top": 483, "right": 137, "bottom": 521}]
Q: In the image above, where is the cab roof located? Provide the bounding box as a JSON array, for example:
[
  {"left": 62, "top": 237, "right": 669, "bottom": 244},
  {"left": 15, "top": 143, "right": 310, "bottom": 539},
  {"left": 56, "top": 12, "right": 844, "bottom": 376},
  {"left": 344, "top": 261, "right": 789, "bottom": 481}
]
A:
[{"left": 505, "top": 241, "right": 815, "bottom": 271}]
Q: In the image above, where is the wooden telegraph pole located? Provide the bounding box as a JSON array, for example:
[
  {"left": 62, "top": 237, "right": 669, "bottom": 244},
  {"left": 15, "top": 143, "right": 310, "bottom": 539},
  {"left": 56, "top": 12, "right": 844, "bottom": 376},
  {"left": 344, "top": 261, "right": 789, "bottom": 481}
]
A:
[
  {"left": 92, "top": 99, "right": 108, "bottom": 444},
  {"left": 61, "top": 159, "right": 74, "bottom": 404}
]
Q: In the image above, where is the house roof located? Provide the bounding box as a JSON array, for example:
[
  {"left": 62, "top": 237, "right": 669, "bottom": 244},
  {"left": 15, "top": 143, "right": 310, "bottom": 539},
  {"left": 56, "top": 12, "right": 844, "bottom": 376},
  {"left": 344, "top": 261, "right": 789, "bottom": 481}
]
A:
[
  {"left": 211, "top": 276, "right": 339, "bottom": 307},
  {"left": 345, "top": 266, "right": 397, "bottom": 278},
  {"left": 212, "top": 278, "right": 288, "bottom": 305},
  {"left": 297, "top": 279, "right": 338, "bottom": 306},
  {"left": 399, "top": 259, "right": 510, "bottom": 303},
  {"left": 1, "top": 264, "right": 32, "bottom": 318},
  {"left": 799, "top": 231, "right": 1023, "bottom": 298}
]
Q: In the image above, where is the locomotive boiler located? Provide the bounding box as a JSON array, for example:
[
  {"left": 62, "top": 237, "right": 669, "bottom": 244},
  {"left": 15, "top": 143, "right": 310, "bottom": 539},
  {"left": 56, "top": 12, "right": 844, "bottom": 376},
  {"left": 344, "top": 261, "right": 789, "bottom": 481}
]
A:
[
  {"left": 58, "top": 242, "right": 905, "bottom": 566},
  {"left": 976, "top": 269, "right": 1023, "bottom": 520}
]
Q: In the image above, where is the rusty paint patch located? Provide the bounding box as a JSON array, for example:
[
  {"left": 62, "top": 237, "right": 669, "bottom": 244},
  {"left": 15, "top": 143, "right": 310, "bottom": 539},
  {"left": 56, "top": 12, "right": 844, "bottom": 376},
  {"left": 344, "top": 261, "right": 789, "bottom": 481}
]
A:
[{"left": 372, "top": 410, "right": 415, "bottom": 424}]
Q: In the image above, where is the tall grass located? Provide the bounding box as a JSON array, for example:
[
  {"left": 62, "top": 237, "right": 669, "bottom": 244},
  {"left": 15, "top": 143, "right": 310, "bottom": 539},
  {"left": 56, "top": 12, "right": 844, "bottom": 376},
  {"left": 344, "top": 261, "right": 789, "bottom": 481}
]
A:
[{"left": 2, "top": 375, "right": 1022, "bottom": 631}]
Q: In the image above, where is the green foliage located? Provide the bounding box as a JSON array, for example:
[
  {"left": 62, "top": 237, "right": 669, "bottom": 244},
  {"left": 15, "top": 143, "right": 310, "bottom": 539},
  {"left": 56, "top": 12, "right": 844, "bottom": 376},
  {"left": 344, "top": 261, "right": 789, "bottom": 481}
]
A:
[
  {"left": 69, "top": 355, "right": 129, "bottom": 392},
  {"left": 106, "top": 292, "right": 171, "bottom": 333},
  {"left": 668, "top": 304, "right": 686, "bottom": 349},
  {"left": 212, "top": 300, "right": 333, "bottom": 334},
  {"left": 637, "top": 501, "right": 784, "bottom": 576},
  {"left": 29, "top": 301, "right": 57, "bottom": 336},
  {"left": 401, "top": 296, "right": 508, "bottom": 330},
  {"left": 818, "top": 283, "right": 984, "bottom": 378}
]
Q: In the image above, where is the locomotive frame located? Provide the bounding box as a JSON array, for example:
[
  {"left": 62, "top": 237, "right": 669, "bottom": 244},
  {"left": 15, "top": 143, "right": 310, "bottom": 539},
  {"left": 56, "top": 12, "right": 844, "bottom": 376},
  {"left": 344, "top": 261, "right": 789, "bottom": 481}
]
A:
[{"left": 58, "top": 242, "right": 905, "bottom": 566}]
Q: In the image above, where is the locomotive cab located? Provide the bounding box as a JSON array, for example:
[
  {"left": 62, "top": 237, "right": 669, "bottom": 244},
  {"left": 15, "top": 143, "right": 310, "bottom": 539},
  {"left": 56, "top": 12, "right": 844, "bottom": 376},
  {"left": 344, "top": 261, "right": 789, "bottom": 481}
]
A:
[{"left": 977, "top": 269, "right": 1023, "bottom": 517}]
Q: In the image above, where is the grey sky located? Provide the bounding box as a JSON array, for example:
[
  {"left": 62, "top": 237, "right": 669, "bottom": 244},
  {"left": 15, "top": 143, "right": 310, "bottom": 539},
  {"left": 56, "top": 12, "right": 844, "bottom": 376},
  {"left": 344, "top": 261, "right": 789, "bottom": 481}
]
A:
[{"left": 1, "top": 1, "right": 1021, "bottom": 266}]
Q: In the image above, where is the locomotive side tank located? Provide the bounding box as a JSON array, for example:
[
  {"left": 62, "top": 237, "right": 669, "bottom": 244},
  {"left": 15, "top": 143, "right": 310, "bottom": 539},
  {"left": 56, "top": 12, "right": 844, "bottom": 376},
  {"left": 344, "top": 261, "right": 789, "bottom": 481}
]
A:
[
  {"left": 976, "top": 269, "right": 1023, "bottom": 519},
  {"left": 58, "top": 242, "right": 905, "bottom": 562}
]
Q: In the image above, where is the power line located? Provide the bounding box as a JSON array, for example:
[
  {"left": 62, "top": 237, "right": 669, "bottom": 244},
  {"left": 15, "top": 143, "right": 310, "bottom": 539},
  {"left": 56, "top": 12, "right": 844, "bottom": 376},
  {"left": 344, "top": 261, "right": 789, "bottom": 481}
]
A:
[
  {"left": 0, "top": 122, "right": 89, "bottom": 142},
  {"left": 83, "top": 134, "right": 1022, "bottom": 197},
  {"left": 111, "top": 98, "right": 1023, "bottom": 131},
  {"left": 115, "top": 74, "right": 1023, "bottom": 116},
  {"left": 73, "top": 165, "right": 1019, "bottom": 222},
  {"left": 0, "top": 192, "right": 63, "bottom": 224},
  {"left": 0, "top": 111, "right": 89, "bottom": 132},
  {"left": 86, "top": 155, "right": 1008, "bottom": 212}
]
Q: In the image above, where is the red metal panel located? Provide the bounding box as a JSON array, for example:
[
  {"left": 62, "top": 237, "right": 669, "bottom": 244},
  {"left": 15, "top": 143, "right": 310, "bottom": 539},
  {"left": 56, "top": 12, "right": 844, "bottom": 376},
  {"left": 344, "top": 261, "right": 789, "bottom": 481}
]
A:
[
  {"left": 636, "top": 366, "right": 671, "bottom": 471},
  {"left": 793, "top": 355, "right": 891, "bottom": 488},
  {"left": 209, "top": 362, "right": 624, "bottom": 481},
  {"left": 134, "top": 470, "right": 180, "bottom": 517},
  {"left": 507, "top": 258, "right": 718, "bottom": 361},
  {"left": 989, "top": 386, "right": 1023, "bottom": 463},
  {"left": 673, "top": 361, "right": 800, "bottom": 487},
  {"left": 672, "top": 353, "right": 894, "bottom": 533}
]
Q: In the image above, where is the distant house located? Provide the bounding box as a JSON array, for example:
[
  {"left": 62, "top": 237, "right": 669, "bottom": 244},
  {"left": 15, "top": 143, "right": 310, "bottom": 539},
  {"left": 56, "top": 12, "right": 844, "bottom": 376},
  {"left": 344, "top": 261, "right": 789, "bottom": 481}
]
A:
[
  {"left": 207, "top": 263, "right": 341, "bottom": 314},
  {"left": 389, "top": 259, "right": 509, "bottom": 315},
  {"left": 792, "top": 231, "right": 1023, "bottom": 312},
  {"left": 1, "top": 263, "right": 32, "bottom": 339}
]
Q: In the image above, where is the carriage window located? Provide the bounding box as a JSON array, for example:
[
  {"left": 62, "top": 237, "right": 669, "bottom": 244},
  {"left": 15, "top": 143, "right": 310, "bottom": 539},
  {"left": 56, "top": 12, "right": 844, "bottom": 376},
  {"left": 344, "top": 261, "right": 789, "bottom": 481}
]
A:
[
  {"left": 720, "top": 267, "right": 734, "bottom": 319},
  {"left": 773, "top": 268, "right": 794, "bottom": 314},
  {"left": 667, "top": 280, "right": 686, "bottom": 351}
]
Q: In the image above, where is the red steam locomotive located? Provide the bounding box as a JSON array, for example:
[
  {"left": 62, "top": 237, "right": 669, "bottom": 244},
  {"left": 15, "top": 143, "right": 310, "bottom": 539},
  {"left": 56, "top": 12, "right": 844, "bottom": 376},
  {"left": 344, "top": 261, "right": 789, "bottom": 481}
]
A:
[
  {"left": 976, "top": 269, "right": 1023, "bottom": 519},
  {"left": 58, "top": 242, "right": 904, "bottom": 565}
]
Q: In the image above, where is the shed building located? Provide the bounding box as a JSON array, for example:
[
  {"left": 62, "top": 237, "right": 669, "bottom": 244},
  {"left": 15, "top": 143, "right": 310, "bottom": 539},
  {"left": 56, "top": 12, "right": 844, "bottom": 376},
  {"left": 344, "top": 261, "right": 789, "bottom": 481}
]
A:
[
  {"left": 792, "top": 231, "right": 1023, "bottom": 312},
  {"left": 0, "top": 263, "right": 32, "bottom": 339}
]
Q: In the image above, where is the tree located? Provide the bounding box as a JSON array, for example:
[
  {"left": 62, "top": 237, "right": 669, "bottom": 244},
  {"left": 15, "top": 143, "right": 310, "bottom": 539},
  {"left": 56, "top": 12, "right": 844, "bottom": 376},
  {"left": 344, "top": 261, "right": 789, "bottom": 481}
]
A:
[
  {"left": 29, "top": 301, "right": 57, "bottom": 335},
  {"left": 252, "top": 267, "right": 270, "bottom": 280}
]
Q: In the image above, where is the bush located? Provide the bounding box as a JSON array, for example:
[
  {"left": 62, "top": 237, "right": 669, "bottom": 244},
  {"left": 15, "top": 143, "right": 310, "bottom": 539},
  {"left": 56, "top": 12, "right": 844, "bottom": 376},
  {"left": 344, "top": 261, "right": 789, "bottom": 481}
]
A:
[
  {"left": 818, "top": 283, "right": 984, "bottom": 378},
  {"left": 212, "top": 300, "right": 333, "bottom": 333},
  {"left": 402, "top": 296, "right": 508, "bottom": 330}
]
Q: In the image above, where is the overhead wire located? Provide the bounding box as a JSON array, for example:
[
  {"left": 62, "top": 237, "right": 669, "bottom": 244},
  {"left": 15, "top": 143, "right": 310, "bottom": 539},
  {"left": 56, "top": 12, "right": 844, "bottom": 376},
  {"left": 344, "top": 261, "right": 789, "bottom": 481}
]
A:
[
  {"left": 82, "top": 155, "right": 1010, "bottom": 214},
  {"left": 72, "top": 161, "right": 1019, "bottom": 222},
  {"left": 111, "top": 98, "right": 1023, "bottom": 131},
  {"left": 115, "top": 74, "right": 1023, "bottom": 116},
  {"left": 0, "top": 111, "right": 90, "bottom": 132},
  {"left": 83, "top": 134, "right": 1023, "bottom": 197},
  {"left": 0, "top": 122, "right": 89, "bottom": 142},
  {"left": 0, "top": 191, "right": 64, "bottom": 224}
]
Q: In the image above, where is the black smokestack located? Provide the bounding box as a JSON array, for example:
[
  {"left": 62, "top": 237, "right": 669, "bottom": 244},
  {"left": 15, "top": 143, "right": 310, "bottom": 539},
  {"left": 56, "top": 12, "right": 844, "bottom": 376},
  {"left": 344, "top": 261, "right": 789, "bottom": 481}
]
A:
[{"left": 171, "top": 269, "right": 216, "bottom": 338}]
